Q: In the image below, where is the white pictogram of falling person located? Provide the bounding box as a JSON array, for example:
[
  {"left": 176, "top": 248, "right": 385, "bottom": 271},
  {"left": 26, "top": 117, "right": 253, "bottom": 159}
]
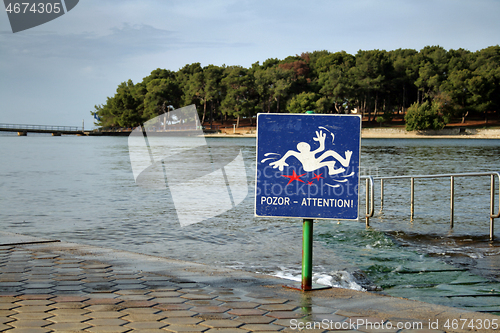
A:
[{"left": 265, "top": 130, "right": 352, "bottom": 176}]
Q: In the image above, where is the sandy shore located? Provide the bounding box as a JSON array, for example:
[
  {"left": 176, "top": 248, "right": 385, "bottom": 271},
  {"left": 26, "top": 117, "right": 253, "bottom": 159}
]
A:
[{"left": 206, "top": 127, "right": 500, "bottom": 139}]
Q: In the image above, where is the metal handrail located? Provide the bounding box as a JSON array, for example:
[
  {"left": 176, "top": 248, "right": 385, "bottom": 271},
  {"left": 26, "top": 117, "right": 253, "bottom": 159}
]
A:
[{"left": 361, "top": 172, "right": 500, "bottom": 241}]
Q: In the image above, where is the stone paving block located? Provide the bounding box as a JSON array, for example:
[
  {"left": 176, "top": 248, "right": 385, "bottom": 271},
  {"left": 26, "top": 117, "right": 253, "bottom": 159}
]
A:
[
  {"left": 16, "top": 300, "right": 54, "bottom": 307},
  {"left": 400, "top": 328, "right": 445, "bottom": 333},
  {"left": 0, "top": 309, "right": 16, "bottom": 316},
  {"left": 0, "top": 296, "right": 18, "bottom": 303},
  {"left": 186, "top": 300, "right": 223, "bottom": 307},
  {"left": 149, "top": 291, "right": 182, "bottom": 297},
  {"left": 86, "top": 318, "right": 129, "bottom": 326},
  {"left": 309, "top": 313, "right": 346, "bottom": 322},
  {"left": 8, "top": 319, "right": 52, "bottom": 328},
  {"left": 17, "top": 295, "right": 54, "bottom": 301},
  {"left": 155, "top": 304, "right": 192, "bottom": 311},
  {"left": 119, "top": 300, "right": 158, "bottom": 308},
  {"left": 163, "top": 324, "right": 209, "bottom": 332},
  {"left": 115, "top": 289, "right": 150, "bottom": 296},
  {"left": 117, "top": 294, "right": 153, "bottom": 301},
  {"left": 265, "top": 311, "right": 306, "bottom": 319},
  {"left": 121, "top": 313, "right": 167, "bottom": 322},
  {"left": 48, "top": 301, "right": 87, "bottom": 309},
  {"left": 0, "top": 315, "right": 15, "bottom": 324},
  {"left": 221, "top": 302, "right": 259, "bottom": 309},
  {"left": 115, "top": 284, "right": 146, "bottom": 290},
  {"left": 86, "top": 293, "right": 120, "bottom": 299},
  {"left": 161, "top": 310, "right": 198, "bottom": 317},
  {"left": 85, "top": 325, "right": 131, "bottom": 333},
  {"left": 357, "top": 325, "right": 399, "bottom": 333},
  {"left": 85, "top": 311, "right": 125, "bottom": 319},
  {"left": 13, "top": 305, "right": 53, "bottom": 313},
  {"left": 162, "top": 317, "right": 203, "bottom": 325},
  {"left": 113, "top": 279, "right": 144, "bottom": 285},
  {"left": 10, "top": 312, "right": 54, "bottom": 320},
  {"left": 345, "top": 316, "right": 386, "bottom": 324},
  {"left": 200, "top": 319, "right": 243, "bottom": 328},
  {"left": 227, "top": 309, "right": 266, "bottom": 317},
  {"left": 258, "top": 304, "right": 297, "bottom": 311},
  {"left": 2, "top": 328, "right": 52, "bottom": 333},
  {"left": 45, "top": 321, "right": 92, "bottom": 331},
  {"left": 150, "top": 286, "right": 180, "bottom": 292},
  {"left": 82, "top": 264, "right": 112, "bottom": 270},
  {"left": 50, "top": 308, "right": 90, "bottom": 316},
  {"left": 280, "top": 328, "right": 327, "bottom": 333},
  {"left": 86, "top": 305, "right": 124, "bottom": 312},
  {"left": 120, "top": 307, "right": 161, "bottom": 315},
  {"left": 0, "top": 303, "right": 19, "bottom": 310},
  {"left": 154, "top": 298, "right": 188, "bottom": 304},
  {"left": 0, "top": 323, "right": 13, "bottom": 331},
  {"left": 248, "top": 298, "right": 288, "bottom": 305},
  {"left": 203, "top": 329, "right": 249, "bottom": 333},
  {"left": 238, "top": 323, "right": 283, "bottom": 331},
  {"left": 177, "top": 289, "right": 206, "bottom": 294},
  {"left": 189, "top": 306, "right": 229, "bottom": 314},
  {"left": 53, "top": 285, "right": 85, "bottom": 292},
  {"left": 270, "top": 318, "right": 296, "bottom": 327},
  {"left": 56, "top": 280, "right": 85, "bottom": 286},
  {"left": 124, "top": 321, "right": 168, "bottom": 329},
  {"left": 84, "top": 298, "right": 123, "bottom": 306},
  {"left": 181, "top": 294, "right": 215, "bottom": 301},
  {"left": 19, "top": 289, "right": 55, "bottom": 295},
  {"left": 47, "top": 314, "right": 91, "bottom": 323},
  {"left": 233, "top": 316, "right": 274, "bottom": 324},
  {"left": 50, "top": 296, "right": 89, "bottom": 303},
  {"left": 194, "top": 313, "right": 235, "bottom": 321}
]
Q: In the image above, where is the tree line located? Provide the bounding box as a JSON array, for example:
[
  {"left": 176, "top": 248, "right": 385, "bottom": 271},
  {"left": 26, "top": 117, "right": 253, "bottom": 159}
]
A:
[{"left": 92, "top": 45, "right": 500, "bottom": 130}]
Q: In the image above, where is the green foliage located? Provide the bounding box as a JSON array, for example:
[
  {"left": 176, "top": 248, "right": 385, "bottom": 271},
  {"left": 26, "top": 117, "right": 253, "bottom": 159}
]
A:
[
  {"left": 287, "top": 92, "right": 318, "bottom": 113},
  {"left": 404, "top": 101, "right": 450, "bottom": 131},
  {"left": 92, "top": 46, "right": 500, "bottom": 128}
]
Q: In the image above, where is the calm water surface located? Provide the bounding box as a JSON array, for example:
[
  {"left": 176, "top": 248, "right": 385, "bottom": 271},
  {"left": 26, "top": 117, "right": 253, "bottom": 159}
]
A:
[{"left": 1, "top": 134, "right": 500, "bottom": 312}]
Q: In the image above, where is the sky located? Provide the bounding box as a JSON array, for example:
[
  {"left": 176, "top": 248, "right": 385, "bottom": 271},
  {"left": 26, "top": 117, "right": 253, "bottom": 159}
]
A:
[{"left": 1, "top": 0, "right": 499, "bottom": 128}]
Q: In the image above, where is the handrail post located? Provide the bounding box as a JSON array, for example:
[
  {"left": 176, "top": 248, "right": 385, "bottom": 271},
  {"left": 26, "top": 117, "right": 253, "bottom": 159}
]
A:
[
  {"left": 450, "top": 176, "right": 454, "bottom": 228},
  {"left": 380, "top": 179, "right": 384, "bottom": 212},
  {"left": 491, "top": 174, "right": 495, "bottom": 241},
  {"left": 410, "top": 177, "right": 414, "bottom": 221},
  {"left": 366, "top": 178, "right": 370, "bottom": 227}
]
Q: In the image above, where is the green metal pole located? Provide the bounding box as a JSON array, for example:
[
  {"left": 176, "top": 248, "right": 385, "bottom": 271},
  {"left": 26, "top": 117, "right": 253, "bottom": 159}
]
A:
[
  {"left": 301, "top": 110, "right": 315, "bottom": 291},
  {"left": 302, "top": 218, "right": 313, "bottom": 290}
]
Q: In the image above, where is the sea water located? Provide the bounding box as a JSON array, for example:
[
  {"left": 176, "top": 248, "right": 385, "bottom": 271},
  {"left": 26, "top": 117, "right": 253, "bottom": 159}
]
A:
[{"left": 1, "top": 134, "right": 500, "bottom": 313}]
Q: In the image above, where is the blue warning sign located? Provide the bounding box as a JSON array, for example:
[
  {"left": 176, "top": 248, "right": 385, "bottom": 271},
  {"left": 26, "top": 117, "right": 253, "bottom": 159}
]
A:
[{"left": 255, "top": 113, "right": 361, "bottom": 220}]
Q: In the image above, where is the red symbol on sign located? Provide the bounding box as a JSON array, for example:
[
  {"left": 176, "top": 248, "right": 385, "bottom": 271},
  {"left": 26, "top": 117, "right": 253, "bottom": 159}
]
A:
[
  {"left": 282, "top": 170, "right": 306, "bottom": 185},
  {"left": 312, "top": 173, "right": 323, "bottom": 181}
]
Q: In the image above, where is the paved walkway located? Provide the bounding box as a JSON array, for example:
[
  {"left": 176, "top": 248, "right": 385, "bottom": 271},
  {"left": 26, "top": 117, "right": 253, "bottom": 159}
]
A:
[{"left": 0, "top": 232, "right": 498, "bottom": 333}]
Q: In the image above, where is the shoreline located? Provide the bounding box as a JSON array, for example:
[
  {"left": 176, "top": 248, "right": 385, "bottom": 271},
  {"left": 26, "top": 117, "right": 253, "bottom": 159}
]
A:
[{"left": 205, "top": 127, "right": 500, "bottom": 139}]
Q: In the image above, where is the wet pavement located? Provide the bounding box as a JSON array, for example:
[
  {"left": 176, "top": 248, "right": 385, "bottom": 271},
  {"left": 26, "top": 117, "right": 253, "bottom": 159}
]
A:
[{"left": 0, "top": 231, "right": 499, "bottom": 333}]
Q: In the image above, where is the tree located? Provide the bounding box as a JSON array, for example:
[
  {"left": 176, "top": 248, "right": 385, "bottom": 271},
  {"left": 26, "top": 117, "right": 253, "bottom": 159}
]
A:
[
  {"left": 318, "top": 60, "right": 355, "bottom": 113},
  {"left": 221, "top": 66, "right": 255, "bottom": 127},
  {"left": 143, "top": 78, "right": 181, "bottom": 122},
  {"left": 254, "top": 65, "right": 294, "bottom": 113},
  {"left": 404, "top": 101, "right": 450, "bottom": 131},
  {"left": 351, "top": 50, "right": 393, "bottom": 121},
  {"left": 287, "top": 92, "right": 318, "bottom": 113}
]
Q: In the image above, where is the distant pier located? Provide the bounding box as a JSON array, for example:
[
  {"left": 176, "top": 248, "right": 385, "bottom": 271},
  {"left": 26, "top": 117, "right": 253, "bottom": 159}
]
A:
[{"left": 0, "top": 123, "right": 84, "bottom": 136}]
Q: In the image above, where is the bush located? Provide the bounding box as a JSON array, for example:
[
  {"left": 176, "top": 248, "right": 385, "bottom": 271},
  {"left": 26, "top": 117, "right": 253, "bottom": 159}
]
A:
[{"left": 404, "top": 101, "right": 450, "bottom": 131}]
